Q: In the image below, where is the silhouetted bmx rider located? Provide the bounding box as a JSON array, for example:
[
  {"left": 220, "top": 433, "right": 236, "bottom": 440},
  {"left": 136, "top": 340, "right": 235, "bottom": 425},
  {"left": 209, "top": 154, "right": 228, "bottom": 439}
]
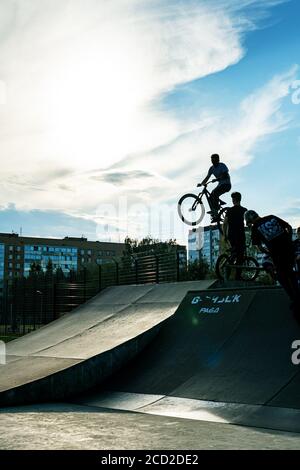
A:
[
  {"left": 245, "top": 210, "right": 300, "bottom": 323},
  {"left": 198, "top": 154, "right": 231, "bottom": 222}
]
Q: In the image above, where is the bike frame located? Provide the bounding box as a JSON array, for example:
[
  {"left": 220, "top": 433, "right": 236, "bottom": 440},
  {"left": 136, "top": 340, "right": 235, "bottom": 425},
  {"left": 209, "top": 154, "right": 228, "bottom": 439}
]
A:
[
  {"left": 192, "top": 185, "right": 213, "bottom": 211},
  {"left": 223, "top": 245, "right": 263, "bottom": 270}
]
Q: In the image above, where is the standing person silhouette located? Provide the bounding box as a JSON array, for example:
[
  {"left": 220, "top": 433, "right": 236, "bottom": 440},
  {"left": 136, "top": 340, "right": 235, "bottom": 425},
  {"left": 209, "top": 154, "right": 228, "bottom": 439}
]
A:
[
  {"left": 223, "top": 192, "right": 247, "bottom": 280},
  {"left": 198, "top": 154, "right": 231, "bottom": 222}
]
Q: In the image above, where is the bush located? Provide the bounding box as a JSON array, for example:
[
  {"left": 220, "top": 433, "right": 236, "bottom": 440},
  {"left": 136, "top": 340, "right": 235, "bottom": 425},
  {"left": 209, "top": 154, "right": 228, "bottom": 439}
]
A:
[{"left": 181, "top": 258, "right": 210, "bottom": 281}]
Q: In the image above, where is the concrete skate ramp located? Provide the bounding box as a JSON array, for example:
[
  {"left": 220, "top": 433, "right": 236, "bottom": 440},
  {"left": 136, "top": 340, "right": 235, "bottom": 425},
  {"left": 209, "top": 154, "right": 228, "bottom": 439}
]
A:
[
  {"left": 0, "top": 281, "right": 213, "bottom": 407},
  {"left": 99, "top": 287, "right": 300, "bottom": 409}
]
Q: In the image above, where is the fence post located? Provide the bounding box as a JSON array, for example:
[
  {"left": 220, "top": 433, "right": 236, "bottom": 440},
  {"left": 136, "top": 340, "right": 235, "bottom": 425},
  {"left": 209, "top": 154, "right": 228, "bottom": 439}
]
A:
[
  {"left": 115, "top": 261, "right": 119, "bottom": 285},
  {"left": 98, "top": 264, "right": 102, "bottom": 292},
  {"left": 12, "top": 278, "right": 17, "bottom": 333},
  {"left": 83, "top": 267, "right": 87, "bottom": 302},
  {"left": 155, "top": 255, "right": 159, "bottom": 284},
  {"left": 33, "top": 285, "right": 36, "bottom": 331},
  {"left": 53, "top": 281, "right": 57, "bottom": 320},
  {"left": 4, "top": 281, "right": 8, "bottom": 335},
  {"left": 135, "top": 259, "right": 138, "bottom": 284},
  {"left": 176, "top": 252, "right": 180, "bottom": 282},
  {"left": 22, "top": 277, "right": 26, "bottom": 335}
]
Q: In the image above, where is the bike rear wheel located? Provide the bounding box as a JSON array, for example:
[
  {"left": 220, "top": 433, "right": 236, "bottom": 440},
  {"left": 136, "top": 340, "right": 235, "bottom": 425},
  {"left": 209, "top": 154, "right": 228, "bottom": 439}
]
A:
[
  {"left": 216, "top": 207, "right": 229, "bottom": 235},
  {"left": 216, "top": 253, "right": 232, "bottom": 280},
  {"left": 177, "top": 193, "right": 205, "bottom": 226}
]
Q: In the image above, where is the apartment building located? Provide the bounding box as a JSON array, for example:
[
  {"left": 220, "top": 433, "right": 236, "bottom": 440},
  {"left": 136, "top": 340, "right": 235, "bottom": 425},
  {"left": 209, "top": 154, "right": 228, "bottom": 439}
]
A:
[
  {"left": 0, "top": 233, "right": 126, "bottom": 281},
  {"left": 188, "top": 226, "right": 221, "bottom": 268}
]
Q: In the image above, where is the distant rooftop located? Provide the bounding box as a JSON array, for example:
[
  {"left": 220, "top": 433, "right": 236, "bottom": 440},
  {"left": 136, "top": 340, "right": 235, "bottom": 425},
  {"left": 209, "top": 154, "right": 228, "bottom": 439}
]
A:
[{"left": 64, "top": 236, "right": 88, "bottom": 242}]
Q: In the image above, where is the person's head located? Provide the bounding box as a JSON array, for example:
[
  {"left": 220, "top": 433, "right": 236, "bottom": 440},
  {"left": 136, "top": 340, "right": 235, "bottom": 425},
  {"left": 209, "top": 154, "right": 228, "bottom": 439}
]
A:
[
  {"left": 231, "top": 192, "right": 241, "bottom": 206},
  {"left": 211, "top": 153, "right": 220, "bottom": 167},
  {"left": 244, "top": 209, "right": 259, "bottom": 227},
  {"left": 297, "top": 227, "right": 300, "bottom": 240}
]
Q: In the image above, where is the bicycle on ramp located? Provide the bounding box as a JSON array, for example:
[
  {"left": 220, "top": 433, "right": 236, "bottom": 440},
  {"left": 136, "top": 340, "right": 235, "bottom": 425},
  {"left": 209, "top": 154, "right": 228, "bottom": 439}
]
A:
[
  {"left": 215, "top": 245, "right": 260, "bottom": 281},
  {"left": 178, "top": 181, "right": 229, "bottom": 233}
]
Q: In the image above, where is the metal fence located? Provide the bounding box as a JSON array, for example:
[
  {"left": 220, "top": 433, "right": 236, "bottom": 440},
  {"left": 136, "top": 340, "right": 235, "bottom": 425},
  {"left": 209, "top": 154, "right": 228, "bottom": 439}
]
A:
[{"left": 0, "top": 251, "right": 186, "bottom": 337}]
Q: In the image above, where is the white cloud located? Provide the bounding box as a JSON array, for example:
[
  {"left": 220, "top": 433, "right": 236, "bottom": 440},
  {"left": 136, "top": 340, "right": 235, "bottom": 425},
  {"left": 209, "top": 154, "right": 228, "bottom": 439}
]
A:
[
  {"left": 115, "top": 67, "right": 298, "bottom": 186},
  {"left": 0, "top": 0, "right": 247, "bottom": 172},
  {"left": 102, "top": 66, "right": 297, "bottom": 237},
  {"left": 278, "top": 200, "right": 300, "bottom": 229},
  {"left": 0, "top": 0, "right": 293, "bottom": 240}
]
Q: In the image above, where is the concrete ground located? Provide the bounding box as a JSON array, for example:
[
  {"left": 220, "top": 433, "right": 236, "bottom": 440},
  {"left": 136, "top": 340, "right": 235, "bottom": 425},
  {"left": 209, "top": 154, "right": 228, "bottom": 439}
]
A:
[{"left": 1, "top": 403, "right": 300, "bottom": 450}]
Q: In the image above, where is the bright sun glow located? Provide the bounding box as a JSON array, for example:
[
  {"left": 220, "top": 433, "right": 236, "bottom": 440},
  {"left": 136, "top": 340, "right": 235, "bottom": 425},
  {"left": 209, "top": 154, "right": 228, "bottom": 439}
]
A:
[{"left": 45, "top": 32, "right": 151, "bottom": 170}]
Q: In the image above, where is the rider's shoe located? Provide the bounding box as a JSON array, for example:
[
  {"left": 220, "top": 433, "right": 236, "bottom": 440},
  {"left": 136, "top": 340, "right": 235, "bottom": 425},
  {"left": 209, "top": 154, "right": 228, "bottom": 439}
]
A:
[
  {"left": 208, "top": 207, "right": 218, "bottom": 223},
  {"left": 208, "top": 209, "right": 218, "bottom": 217}
]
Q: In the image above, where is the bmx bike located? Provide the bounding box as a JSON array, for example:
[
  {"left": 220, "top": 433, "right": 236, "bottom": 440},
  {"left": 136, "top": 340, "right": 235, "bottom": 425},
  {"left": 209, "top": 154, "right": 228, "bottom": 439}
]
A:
[
  {"left": 215, "top": 245, "right": 260, "bottom": 281},
  {"left": 178, "top": 181, "right": 229, "bottom": 233}
]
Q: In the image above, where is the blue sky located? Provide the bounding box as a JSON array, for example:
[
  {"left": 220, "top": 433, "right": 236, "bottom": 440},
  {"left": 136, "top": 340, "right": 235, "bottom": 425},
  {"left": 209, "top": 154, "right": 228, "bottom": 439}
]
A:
[{"left": 0, "top": 0, "right": 299, "bottom": 244}]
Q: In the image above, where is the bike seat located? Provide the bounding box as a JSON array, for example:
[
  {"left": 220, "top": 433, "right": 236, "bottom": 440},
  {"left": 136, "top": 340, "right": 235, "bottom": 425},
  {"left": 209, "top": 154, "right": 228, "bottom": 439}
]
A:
[{"left": 219, "top": 200, "right": 226, "bottom": 205}]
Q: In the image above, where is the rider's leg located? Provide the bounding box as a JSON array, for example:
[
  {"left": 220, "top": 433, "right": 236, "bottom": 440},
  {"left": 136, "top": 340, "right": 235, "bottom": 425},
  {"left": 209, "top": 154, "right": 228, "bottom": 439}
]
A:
[
  {"left": 235, "top": 243, "right": 246, "bottom": 280},
  {"left": 210, "top": 184, "right": 231, "bottom": 215}
]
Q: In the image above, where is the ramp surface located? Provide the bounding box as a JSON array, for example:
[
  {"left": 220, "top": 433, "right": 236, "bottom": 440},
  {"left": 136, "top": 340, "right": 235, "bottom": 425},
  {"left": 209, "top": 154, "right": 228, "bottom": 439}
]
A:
[
  {"left": 79, "top": 287, "right": 300, "bottom": 417},
  {"left": 0, "top": 281, "right": 213, "bottom": 406}
]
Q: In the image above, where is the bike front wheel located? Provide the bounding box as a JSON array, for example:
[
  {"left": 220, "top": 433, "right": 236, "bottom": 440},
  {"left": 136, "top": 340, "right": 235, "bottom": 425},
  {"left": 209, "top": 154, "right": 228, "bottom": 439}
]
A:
[
  {"left": 215, "top": 253, "right": 232, "bottom": 280},
  {"left": 178, "top": 193, "right": 205, "bottom": 226},
  {"left": 240, "top": 256, "right": 260, "bottom": 281}
]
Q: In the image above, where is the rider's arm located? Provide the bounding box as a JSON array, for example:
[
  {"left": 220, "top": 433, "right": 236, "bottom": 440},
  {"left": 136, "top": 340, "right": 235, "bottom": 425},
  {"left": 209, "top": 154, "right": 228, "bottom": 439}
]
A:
[
  {"left": 251, "top": 229, "right": 269, "bottom": 254},
  {"left": 199, "top": 173, "right": 210, "bottom": 186},
  {"left": 199, "top": 166, "right": 213, "bottom": 186}
]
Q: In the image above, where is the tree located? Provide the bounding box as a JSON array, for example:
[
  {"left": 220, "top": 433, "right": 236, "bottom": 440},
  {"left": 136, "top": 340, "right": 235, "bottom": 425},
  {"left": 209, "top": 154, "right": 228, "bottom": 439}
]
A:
[
  {"left": 29, "top": 262, "right": 36, "bottom": 276},
  {"left": 55, "top": 266, "right": 65, "bottom": 281},
  {"left": 122, "top": 236, "right": 178, "bottom": 259},
  {"left": 68, "top": 268, "right": 77, "bottom": 281},
  {"left": 29, "top": 262, "right": 43, "bottom": 277},
  {"left": 182, "top": 257, "right": 210, "bottom": 281},
  {"left": 45, "top": 259, "right": 53, "bottom": 277}
]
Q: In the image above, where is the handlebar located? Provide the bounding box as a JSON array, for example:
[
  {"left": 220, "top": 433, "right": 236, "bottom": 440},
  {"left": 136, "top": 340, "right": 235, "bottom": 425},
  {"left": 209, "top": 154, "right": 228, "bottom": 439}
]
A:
[{"left": 197, "top": 180, "right": 217, "bottom": 188}]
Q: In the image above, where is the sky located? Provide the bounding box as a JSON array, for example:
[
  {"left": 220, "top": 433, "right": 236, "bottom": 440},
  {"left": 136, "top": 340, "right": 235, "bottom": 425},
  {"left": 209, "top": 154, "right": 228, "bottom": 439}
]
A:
[{"left": 0, "top": 0, "right": 299, "bottom": 245}]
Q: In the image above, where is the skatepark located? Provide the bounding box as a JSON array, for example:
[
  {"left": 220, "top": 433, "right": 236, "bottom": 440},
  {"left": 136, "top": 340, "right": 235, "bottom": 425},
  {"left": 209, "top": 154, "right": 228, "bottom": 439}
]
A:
[{"left": 1, "top": 280, "right": 300, "bottom": 449}]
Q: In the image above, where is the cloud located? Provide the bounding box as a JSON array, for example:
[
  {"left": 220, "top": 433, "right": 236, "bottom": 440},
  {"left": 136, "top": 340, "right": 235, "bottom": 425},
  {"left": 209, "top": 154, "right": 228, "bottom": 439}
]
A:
[
  {"left": 0, "top": 0, "right": 285, "bottom": 168},
  {"left": 0, "top": 0, "right": 293, "bottom": 240},
  {"left": 278, "top": 200, "right": 300, "bottom": 228},
  {"left": 93, "top": 65, "right": 298, "bottom": 235},
  {"left": 90, "top": 170, "right": 154, "bottom": 185},
  {"left": 111, "top": 67, "right": 298, "bottom": 190},
  {"left": 0, "top": 204, "right": 98, "bottom": 240}
]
